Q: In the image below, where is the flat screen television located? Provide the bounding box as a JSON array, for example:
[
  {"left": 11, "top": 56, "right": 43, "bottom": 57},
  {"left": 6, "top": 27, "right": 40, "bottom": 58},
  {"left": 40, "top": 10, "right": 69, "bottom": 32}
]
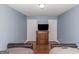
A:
[{"left": 38, "top": 24, "right": 49, "bottom": 30}]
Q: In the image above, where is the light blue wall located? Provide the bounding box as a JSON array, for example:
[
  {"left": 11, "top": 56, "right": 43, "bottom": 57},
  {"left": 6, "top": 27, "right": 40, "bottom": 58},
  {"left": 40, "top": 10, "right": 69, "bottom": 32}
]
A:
[
  {"left": 0, "top": 5, "right": 27, "bottom": 51},
  {"left": 27, "top": 16, "right": 57, "bottom": 24},
  {"left": 58, "top": 5, "right": 79, "bottom": 45}
]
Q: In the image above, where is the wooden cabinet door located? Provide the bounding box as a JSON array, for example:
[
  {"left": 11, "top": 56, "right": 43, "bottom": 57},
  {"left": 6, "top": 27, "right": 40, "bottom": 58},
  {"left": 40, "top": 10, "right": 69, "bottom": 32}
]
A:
[{"left": 36, "top": 31, "right": 48, "bottom": 45}]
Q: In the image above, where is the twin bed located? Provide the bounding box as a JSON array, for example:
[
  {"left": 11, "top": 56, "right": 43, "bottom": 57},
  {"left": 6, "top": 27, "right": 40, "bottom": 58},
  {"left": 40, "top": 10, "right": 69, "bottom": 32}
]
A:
[
  {"left": 7, "top": 43, "right": 34, "bottom": 54},
  {"left": 49, "top": 43, "right": 79, "bottom": 54},
  {"left": 49, "top": 47, "right": 79, "bottom": 54}
]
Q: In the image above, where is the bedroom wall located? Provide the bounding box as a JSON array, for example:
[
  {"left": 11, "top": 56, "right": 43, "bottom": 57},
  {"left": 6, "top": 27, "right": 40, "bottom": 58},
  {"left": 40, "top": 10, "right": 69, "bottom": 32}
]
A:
[
  {"left": 58, "top": 5, "right": 79, "bottom": 45},
  {"left": 26, "top": 16, "right": 58, "bottom": 41},
  {"left": 27, "top": 16, "right": 57, "bottom": 24},
  {"left": 0, "top": 5, "right": 27, "bottom": 51}
]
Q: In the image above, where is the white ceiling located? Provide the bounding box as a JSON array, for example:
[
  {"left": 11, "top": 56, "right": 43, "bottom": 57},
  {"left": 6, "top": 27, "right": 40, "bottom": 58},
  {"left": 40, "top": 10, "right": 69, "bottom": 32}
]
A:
[{"left": 8, "top": 4, "right": 76, "bottom": 16}]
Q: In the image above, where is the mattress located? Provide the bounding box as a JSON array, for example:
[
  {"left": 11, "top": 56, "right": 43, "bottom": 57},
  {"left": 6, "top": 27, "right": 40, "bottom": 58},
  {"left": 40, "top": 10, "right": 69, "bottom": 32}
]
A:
[
  {"left": 7, "top": 47, "right": 34, "bottom": 54},
  {"left": 49, "top": 47, "right": 79, "bottom": 54}
]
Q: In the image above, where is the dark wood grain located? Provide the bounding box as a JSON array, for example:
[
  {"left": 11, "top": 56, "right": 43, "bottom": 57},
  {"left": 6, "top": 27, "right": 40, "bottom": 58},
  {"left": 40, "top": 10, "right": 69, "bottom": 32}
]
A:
[
  {"left": 51, "top": 43, "right": 77, "bottom": 49},
  {"left": 7, "top": 43, "right": 33, "bottom": 49}
]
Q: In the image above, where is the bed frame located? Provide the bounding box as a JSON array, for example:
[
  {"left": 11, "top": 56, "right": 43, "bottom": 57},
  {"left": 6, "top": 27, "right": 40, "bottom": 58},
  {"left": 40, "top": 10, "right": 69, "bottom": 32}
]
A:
[
  {"left": 7, "top": 43, "right": 33, "bottom": 49},
  {"left": 51, "top": 43, "right": 77, "bottom": 49}
]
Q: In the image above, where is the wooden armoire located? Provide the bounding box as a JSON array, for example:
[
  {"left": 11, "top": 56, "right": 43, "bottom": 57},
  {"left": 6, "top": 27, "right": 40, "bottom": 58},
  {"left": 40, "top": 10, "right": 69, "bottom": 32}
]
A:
[{"left": 36, "top": 31, "right": 49, "bottom": 45}]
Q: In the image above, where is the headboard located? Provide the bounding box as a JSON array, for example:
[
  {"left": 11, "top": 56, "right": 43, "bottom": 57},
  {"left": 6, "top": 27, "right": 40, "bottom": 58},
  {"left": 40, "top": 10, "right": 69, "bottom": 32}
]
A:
[
  {"left": 7, "top": 43, "right": 33, "bottom": 49},
  {"left": 51, "top": 43, "right": 77, "bottom": 49}
]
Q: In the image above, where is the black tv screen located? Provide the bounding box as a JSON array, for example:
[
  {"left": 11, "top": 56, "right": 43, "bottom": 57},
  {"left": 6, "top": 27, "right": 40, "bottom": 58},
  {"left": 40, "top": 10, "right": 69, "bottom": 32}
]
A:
[{"left": 38, "top": 24, "right": 48, "bottom": 30}]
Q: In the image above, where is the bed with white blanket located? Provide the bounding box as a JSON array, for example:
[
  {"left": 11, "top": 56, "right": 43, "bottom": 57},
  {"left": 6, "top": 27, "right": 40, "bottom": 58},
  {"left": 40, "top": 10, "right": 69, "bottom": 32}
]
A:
[
  {"left": 7, "top": 43, "right": 34, "bottom": 54},
  {"left": 49, "top": 43, "right": 79, "bottom": 54}
]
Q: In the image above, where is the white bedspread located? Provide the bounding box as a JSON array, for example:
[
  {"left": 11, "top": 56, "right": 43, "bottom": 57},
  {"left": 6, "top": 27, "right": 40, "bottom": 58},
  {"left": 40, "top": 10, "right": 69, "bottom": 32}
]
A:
[
  {"left": 49, "top": 47, "right": 79, "bottom": 54},
  {"left": 8, "top": 47, "right": 34, "bottom": 54}
]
